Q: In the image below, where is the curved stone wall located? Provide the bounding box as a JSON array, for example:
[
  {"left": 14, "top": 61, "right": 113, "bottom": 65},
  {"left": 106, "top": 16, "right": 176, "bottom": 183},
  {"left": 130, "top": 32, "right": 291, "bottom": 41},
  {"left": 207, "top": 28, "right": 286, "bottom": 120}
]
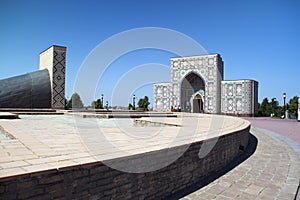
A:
[
  {"left": 0, "top": 69, "right": 51, "bottom": 108},
  {"left": 0, "top": 115, "right": 250, "bottom": 199}
]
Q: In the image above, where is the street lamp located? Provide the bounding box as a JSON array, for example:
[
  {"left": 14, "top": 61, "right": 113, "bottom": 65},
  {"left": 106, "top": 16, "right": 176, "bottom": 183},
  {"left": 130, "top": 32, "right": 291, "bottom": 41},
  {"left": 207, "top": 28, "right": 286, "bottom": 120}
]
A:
[
  {"left": 133, "top": 94, "right": 136, "bottom": 110},
  {"left": 271, "top": 98, "right": 276, "bottom": 117},
  {"left": 283, "top": 92, "right": 286, "bottom": 119},
  {"left": 101, "top": 94, "right": 104, "bottom": 109}
]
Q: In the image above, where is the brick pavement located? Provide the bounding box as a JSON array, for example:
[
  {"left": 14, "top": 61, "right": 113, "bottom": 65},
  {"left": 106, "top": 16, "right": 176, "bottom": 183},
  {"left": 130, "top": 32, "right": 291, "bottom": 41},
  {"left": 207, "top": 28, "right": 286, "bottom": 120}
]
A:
[
  {"left": 245, "top": 117, "right": 300, "bottom": 144},
  {"left": 182, "top": 119, "right": 300, "bottom": 200},
  {"left": 1, "top": 115, "right": 299, "bottom": 199},
  {"left": 0, "top": 114, "right": 251, "bottom": 199},
  {"left": 0, "top": 114, "right": 249, "bottom": 178}
]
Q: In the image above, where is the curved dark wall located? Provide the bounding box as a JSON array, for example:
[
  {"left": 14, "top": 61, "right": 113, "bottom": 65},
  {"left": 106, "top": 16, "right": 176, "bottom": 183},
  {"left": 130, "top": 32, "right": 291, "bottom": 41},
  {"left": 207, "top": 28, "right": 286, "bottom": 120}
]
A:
[{"left": 0, "top": 69, "right": 51, "bottom": 108}]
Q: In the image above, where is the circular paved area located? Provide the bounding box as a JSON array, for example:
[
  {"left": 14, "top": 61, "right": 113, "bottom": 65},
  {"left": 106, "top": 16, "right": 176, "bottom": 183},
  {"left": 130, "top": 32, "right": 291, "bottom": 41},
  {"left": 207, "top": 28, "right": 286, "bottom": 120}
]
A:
[
  {"left": 182, "top": 118, "right": 300, "bottom": 200},
  {"left": 0, "top": 114, "right": 249, "bottom": 178}
]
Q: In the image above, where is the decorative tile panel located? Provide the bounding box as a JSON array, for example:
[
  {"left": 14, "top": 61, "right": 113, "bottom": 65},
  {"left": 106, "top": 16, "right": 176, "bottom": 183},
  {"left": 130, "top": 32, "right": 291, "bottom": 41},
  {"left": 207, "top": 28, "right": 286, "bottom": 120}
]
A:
[
  {"left": 153, "top": 54, "right": 258, "bottom": 116},
  {"left": 221, "top": 80, "right": 258, "bottom": 116},
  {"left": 40, "top": 45, "right": 66, "bottom": 109}
]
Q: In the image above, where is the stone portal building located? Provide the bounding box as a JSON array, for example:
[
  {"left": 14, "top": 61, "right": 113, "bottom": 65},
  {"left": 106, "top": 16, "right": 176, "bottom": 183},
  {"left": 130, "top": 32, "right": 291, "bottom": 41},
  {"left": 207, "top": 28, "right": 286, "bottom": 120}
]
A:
[{"left": 153, "top": 54, "right": 258, "bottom": 117}]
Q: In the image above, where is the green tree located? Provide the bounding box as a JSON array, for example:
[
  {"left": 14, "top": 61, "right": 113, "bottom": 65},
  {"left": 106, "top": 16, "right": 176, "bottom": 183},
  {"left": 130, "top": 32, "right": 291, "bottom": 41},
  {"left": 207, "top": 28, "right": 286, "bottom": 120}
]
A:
[
  {"left": 258, "top": 98, "right": 271, "bottom": 117},
  {"left": 128, "top": 103, "right": 133, "bottom": 110},
  {"left": 65, "top": 98, "right": 72, "bottom": 110},
  {"left": 70, "top": 93, "right": 84, "bottom": 109},
  {"left": 65, "top": 98, "right": 69, "bottom": 110},
  {"left": 270, "top": 98, "right": 280, "bottom": 117},
  {"left": 138, "top": 96, "right": 150, "bottom": 111},
  {"left": 288, "top": 96, "right": 299, "bottom": 118},
  {"left": 91, "top": 98, "right": 103, "bottom": 109},
  {"left": 258, "top": 97, "right": 287, "bottom": 118}
]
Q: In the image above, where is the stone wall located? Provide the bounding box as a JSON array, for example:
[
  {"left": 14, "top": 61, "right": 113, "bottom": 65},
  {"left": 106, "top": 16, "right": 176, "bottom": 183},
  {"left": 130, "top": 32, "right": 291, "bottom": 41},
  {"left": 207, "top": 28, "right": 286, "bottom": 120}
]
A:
[
  {"left": 153, "top": 83, "right": 171, "bottom": 112},
  {"left": 0, "top": 126, "right": 249, "bottom": 199},
  {"left": 40, "top": 45, "right": 66, "bottom": 109},
  {"left": 153, "top": 54, "right": 224, "bottom": 113},
  {"left": 221, "top": 80, "right": 259, "bottom": 116}
]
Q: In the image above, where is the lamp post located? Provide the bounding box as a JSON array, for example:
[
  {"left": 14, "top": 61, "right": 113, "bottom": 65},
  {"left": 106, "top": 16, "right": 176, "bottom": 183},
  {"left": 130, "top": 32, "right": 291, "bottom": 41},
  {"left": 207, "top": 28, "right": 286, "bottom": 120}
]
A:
[
  {"left": 133, "top": 94, "right": 136, "bottom": 110},
  {"left": 297, "top": 101, "right": 300, "bottom": 122},
  {"left": 106, "top": 101, "right": 108, "bottom": 111},
  {"left": 271, "top": 98, "right": 276, "bottom": 117},
  {"left": 283, "top": 92, "right": 286, "bottom": 119},
  {"left": 101, "top": 94, "right": 104, "bottom": 109}
]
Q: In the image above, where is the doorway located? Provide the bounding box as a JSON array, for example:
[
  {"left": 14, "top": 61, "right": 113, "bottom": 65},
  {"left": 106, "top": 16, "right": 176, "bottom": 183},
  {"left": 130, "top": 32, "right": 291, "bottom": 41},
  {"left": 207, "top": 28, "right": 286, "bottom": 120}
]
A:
[
  {"left": 180, "top": 72, "right": 205, "bottom": 112},
  {"left": 192, "top": 94, "right": 203, "bottom": 113}
]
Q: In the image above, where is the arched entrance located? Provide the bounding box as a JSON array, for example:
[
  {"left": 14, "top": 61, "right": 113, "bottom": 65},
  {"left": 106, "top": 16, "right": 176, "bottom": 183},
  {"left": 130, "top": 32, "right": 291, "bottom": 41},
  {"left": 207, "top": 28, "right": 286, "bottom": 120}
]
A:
[
  {"left": 180, "top": 72, "right": 205, "bottom": 112},
  {"left": 192, "top": 94, "right": 204, "bottom": 113}
]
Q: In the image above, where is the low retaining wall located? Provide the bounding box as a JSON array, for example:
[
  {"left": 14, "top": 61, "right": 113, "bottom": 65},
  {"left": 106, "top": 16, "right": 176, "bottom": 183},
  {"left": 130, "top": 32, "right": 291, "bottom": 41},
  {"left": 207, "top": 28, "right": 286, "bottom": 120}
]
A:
[{"left": 0, "top": 126, "right": 250, "bottom": 199}]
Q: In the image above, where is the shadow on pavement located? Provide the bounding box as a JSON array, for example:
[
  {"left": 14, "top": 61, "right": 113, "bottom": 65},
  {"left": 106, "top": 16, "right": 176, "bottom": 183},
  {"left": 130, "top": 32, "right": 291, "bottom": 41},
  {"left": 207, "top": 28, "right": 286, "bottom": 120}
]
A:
[{"left": 167, "top": 133, "right": 258, "bottom": 200}]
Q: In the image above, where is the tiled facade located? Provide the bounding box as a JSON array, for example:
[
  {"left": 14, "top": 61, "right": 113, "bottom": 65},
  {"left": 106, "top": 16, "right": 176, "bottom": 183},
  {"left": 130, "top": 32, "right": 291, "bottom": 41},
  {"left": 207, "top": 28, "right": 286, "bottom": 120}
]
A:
[
  {"left": 40, "top": 46, "right": 66, "bottom": 109},
  {"left": 153, "top": 83, "right": 171, "bottom": 112},
  {"left": 153, "top": 54, "right": 258, "bottom": 116},
  {"left": 221, "top": 80, "right": 258, "bottom": 116}
]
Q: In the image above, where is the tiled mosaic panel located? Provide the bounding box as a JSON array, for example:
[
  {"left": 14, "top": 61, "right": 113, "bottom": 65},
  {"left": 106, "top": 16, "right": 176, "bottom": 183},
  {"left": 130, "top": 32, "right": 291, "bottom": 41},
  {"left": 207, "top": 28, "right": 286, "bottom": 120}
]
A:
[
  {"left": 170, "top": 55, "right": 223, "bottom": 113},
  {"left": 221, "top": 81, "right": 255, "bottom": 115},
  {"left": 52, "top": 50, "right": 66, "bottom": 109},
  {"left": 153, "top": 83, "right": 171, "bottom": 112},
  {"left": 153, "top": 54, "right": 257, "bottom": 115}
]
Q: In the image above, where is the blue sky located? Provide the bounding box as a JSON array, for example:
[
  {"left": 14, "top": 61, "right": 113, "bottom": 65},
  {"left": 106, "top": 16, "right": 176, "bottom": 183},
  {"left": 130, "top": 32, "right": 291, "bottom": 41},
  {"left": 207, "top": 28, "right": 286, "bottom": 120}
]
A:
[{"left": 0, "top": 0, "right": 299, "bottom": 107}]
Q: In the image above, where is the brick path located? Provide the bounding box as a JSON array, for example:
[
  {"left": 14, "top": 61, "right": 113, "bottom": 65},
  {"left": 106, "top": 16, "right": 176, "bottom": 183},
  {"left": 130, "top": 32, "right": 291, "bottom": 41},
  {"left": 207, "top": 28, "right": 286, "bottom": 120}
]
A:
[
  {"left": 182, "top": 118, "right": 300, "bottom": 200},
  {"left": 1, "top": 115, "right": 299, "bottom": 199},
  {"left": 0, "top": 114, "right": 249, "bottom": 179},
  {"left": 245, "top": 117, "right": 300, "bottom": 144}
]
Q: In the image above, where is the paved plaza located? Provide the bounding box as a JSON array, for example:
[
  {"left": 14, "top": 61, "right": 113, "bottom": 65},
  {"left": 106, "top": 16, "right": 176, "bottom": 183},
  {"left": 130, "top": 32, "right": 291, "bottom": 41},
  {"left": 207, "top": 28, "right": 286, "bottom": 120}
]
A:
[
  {"left": 0, "top": 114, "right": 249, "bottom": 178},
  {"left": 182, "top": 118, "right": 300, "bottom": 200},
  {"left": 245, "top": 117, "right": 300, "bottom": 145},
  {"left": 0, "top": 114, "right": 299, "bottom": 199}
]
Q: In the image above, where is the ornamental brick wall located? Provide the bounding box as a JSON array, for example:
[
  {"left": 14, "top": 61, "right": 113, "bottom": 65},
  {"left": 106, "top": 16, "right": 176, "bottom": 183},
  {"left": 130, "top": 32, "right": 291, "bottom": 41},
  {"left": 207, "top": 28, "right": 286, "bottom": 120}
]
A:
[
  {"left": 39, "top": 45, "right": 66, "bottom": 109},
  {"left": 0, "top": 126, "right": 249, "bottom": 199}
]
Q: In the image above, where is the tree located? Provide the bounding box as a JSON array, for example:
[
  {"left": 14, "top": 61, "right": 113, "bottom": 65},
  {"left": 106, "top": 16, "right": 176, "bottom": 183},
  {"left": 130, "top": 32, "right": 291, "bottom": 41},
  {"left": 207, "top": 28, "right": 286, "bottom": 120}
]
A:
[
  {"left": 270, "top": 98, "right": 280, "bottom": 117},
  {"left": 258, "top": 98, "right": 271, "bottom": 117},
  {"left": 128, "top": 103, "right": 133, "bottom": 110},
  {"left": 91, "top": 98, "right": 103, "bottom": 109},
  {"left": 288, "top": 96, "right": 299, "bottom": 118},
  {"left": 65, "top": 98, "right": 69, "bottom": 110},
  {"left": 69, "top": 93, "right": 84, "bottom": 109},
  {"left": 65, "top": 97, "right": 73, "bottom": 110},
  {"left": 138, "top": 96, "right": 150, "bottom": 111},
  {"left": 258, "top": 97, "right": 283, "bottom": 117}
]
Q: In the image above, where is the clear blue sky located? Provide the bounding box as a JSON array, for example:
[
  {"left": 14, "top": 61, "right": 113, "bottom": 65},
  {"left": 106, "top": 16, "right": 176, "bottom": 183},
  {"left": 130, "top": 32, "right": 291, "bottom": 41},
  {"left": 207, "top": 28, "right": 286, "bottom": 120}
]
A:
[{"left": 1, "top": 0, "right": 299, "bottom": 107}]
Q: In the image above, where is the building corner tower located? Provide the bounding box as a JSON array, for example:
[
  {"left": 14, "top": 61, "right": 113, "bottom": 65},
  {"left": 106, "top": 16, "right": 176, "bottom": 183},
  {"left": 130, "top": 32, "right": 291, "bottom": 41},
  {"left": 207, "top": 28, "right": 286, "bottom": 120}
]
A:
[{"left": 39, "top": 45, "right": 66, "bottom": 109}]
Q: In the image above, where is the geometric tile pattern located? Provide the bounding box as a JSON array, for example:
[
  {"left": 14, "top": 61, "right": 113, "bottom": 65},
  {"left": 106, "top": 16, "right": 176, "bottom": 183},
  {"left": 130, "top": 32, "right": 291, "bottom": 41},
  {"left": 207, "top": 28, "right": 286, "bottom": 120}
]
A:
[
  {"left": 153, "top": 54, "right": 258, "bottom": 116},
  {"left": 153, "top": 83, "right": 171, "bottom": 112},
  {"left": 153, "top": 54, "right": 224, "bottom": 113},
  {"left": 52, "top": 49, "right": 66, "bottom": 108},
  {"left": 39, "top": 45, "right": 66, "bottom": 109},
  {"left": 221, "top": 80, "right": 258, "bottom": 116}
]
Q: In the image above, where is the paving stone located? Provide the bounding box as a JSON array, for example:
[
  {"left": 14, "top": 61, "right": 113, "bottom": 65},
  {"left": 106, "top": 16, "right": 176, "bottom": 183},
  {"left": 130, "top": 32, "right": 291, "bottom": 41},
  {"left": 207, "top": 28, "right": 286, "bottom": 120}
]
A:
[
  {"left": 1, "top": 115, "right": 299, "bottom": 199},
  {"left": 244, "top": 184, "right": 264, "bottom": 196},
  {"left": 182, "top": 123, "right": 300, "bottom": 199},
  {"left": 0, "top": 160, "right": 30, "bottom": 169},
  {"left": 220, "top": 187, "right": 241, "bottom": 198}
]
